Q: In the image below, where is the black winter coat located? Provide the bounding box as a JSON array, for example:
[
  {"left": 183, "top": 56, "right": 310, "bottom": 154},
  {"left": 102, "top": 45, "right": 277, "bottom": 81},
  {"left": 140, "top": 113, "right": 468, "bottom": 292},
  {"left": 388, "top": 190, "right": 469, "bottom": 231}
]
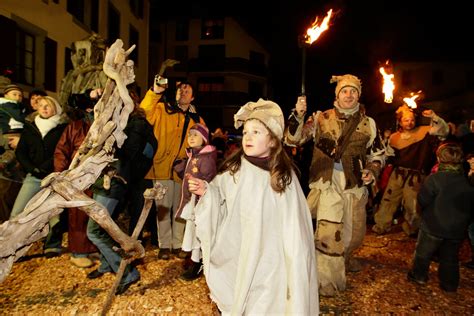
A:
[
  {"left": 418, "top": 170, "right": 474, "bottom": 240},
  {"left": 15, "top": 120, "right": 67, "bottom": 179},
  {"left": 92, "top": 114, "right": 157, "bottom": 199}
]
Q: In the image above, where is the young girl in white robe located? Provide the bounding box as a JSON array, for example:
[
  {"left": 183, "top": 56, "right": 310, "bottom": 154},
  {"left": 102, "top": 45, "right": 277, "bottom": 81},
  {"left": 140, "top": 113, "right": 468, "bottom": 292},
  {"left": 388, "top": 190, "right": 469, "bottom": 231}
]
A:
[{"left": 188, "top": 99, "right": 319, "bottom": 315}]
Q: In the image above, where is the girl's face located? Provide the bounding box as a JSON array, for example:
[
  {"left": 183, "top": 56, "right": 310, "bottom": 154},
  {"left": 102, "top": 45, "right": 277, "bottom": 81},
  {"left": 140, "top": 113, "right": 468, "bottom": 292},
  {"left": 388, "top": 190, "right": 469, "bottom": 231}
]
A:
[
  {"left": 187, "top": 130, "right": 204, "bottom": 148},
  {"left": 37, "top": 99, "right": 56, "bottom": 119},
  {"left": 242, "top": 119, "right": 274, "bottom": 158}
]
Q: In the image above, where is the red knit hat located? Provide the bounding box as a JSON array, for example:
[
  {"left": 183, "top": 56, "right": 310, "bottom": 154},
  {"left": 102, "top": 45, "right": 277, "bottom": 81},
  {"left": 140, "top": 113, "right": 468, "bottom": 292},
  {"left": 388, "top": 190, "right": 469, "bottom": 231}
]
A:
[{"left": 190, "top": 123, "right": 209, "bottom": 144}]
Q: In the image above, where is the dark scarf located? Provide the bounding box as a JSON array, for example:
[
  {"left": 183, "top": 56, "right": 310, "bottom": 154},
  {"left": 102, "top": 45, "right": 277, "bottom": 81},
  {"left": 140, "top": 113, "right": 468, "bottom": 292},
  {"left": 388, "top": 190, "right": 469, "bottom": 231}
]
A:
[
  {"left": 437, "top": 163, "right": 464, "bottom": 174},
  {"left": 244, "top": 154, "right": 271, "bottom": 171},
  {"left": 333, "top": 108, "right": 362, "bottom": 161}
]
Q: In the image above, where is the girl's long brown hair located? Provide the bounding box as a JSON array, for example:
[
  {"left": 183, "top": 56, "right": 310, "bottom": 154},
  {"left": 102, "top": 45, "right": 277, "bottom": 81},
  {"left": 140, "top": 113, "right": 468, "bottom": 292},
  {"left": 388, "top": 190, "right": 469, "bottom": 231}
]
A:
[{"left": 219, "top": 125, "right": 299, "bottom": 193}]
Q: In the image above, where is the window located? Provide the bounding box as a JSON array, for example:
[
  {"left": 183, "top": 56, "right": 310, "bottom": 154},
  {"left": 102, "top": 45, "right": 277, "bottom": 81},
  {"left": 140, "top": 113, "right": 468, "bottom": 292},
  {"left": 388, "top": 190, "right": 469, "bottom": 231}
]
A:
[
  {"left": 175, "top": 45, "right": 188, "bottom": 63},
  {"left": 201, "top": 18, "right": 224, "bottom": 40},
  {"left": 129, "top": 24, "right": 139, "bottom": 65},
  {"left": 67, "top": 0, "right": 85, "bottom": 24},
  {"left": 44, "top": 38, "right": 57, "bottom": 91},
  {"left": 0, "top": 16, "right": 16, "bottom": 80},
  {"left": 66, "top": 0, "right": 98, "bottom": 32},
  {"left": 90, "top": 0, "right": 99, "bottom": 32},
  {"left": 15, "top": 30, "right": 35, "bottom": 85},
  {"left": 432, "top": 69, "right": 444, "bottom": 86},
  {"left": 197, "top": 77, "right": 224, "bottom": 92},
  {"left": 176, "top": 19, "right": 189, "bottom": 41},
  {"left": 108, "top": 2, "right": 120, "bottom": 44},
  {"left": 129, "top": 0, "right": 144, "bottom": 19}
]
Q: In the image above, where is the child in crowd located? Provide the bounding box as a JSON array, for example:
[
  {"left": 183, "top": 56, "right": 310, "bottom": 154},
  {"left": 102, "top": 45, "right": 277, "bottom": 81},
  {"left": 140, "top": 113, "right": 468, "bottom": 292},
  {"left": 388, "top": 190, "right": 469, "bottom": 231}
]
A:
[
  {"left": 9, "top": 96, "right": 68, "bottom": 256},
  {"left": 188, "top": 99, "right": 319, "bottom": 315},
  {"left": 0, "top": 84, "right": 25, "bottom": 134},
  {"left": 407, "top": 142, "right": 474, "bottom": 292},
  {"left": 174, "top": 123, "right": 217, "bottom": 281},
  {"left": 0, "top": 84, "right": 26, "bottom": 221}
]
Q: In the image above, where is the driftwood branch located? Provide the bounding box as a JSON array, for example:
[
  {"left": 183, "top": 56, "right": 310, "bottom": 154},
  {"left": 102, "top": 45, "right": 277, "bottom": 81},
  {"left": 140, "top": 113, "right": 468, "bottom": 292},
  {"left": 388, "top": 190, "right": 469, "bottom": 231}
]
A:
[
  {"left": 101, "top": 182, "right": 167, "bottom": 315},
  {"left": 0, "top": 39, "right": 151, "bottom": 283}
]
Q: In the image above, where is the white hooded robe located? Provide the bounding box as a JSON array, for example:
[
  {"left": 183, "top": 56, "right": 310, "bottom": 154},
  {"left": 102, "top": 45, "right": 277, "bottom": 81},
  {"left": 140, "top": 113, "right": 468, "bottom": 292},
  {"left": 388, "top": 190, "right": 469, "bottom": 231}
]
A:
[{"left": 195, "top": 157, "right": 319, "bottom": 315}]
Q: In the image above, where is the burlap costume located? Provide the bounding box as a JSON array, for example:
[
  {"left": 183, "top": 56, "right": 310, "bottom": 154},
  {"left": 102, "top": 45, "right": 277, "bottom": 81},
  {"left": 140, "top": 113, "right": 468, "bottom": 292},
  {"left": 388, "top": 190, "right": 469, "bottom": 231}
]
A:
[
  {"left": 285, "top": 74, "right": 385, "bottom": 296},
  {"left": 372, "top": 105, "right": 449, "bottom": 236}
]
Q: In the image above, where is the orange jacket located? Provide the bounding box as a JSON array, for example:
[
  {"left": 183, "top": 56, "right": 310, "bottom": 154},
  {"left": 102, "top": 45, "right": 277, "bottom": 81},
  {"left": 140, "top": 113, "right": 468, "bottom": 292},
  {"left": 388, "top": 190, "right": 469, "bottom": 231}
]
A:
[{"left": 140, "top": 89, "right": 204, "bottom": 182}]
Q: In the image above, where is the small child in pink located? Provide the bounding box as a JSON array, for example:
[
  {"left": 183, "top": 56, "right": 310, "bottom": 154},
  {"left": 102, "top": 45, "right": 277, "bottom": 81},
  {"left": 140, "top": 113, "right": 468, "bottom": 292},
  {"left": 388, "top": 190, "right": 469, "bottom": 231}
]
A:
[{"left": 174, "top": 123, "right": 217, "bottom": 280}]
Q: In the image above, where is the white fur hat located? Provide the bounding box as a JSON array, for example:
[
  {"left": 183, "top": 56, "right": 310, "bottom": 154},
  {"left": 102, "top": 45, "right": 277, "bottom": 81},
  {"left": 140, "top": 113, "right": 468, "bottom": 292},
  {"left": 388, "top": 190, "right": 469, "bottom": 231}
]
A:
[{"left": 234, "top": 98, "right": 284, "bottom": 139}]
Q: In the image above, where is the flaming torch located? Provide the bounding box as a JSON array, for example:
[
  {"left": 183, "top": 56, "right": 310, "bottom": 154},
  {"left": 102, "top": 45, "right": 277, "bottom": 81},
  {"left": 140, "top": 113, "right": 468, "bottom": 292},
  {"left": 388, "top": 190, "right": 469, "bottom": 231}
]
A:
[
  {"left": 299, "top": 9, "right": 333, "bottom": 95},
  {"left": 403, "top": 91, "right": 421, "bottom": 109},
  {"left": 379, "top": 61, "right": 395, "bottom": 103}
]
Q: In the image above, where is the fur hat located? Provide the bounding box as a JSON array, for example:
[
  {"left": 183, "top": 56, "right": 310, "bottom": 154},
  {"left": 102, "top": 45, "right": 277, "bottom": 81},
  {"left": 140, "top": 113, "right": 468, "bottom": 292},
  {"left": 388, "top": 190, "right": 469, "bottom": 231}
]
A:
[
  {"left": 190, "top": 123, "right": 209, "bottom": 144},
  {"left": 234, "top": 98, "right": 284, "bottom": 139},
  {"left": 3, "top": 84, "right": 22, "bottom": 96},
  {"left": 330, "top": 74, "right": 362, "bottom": 97}
]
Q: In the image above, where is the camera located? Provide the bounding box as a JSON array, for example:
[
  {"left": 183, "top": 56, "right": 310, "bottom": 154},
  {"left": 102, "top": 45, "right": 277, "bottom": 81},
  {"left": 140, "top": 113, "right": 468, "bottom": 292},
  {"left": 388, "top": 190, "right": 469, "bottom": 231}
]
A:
[{"left": 154, "top": 75, "right": 168, "bottom": 86}]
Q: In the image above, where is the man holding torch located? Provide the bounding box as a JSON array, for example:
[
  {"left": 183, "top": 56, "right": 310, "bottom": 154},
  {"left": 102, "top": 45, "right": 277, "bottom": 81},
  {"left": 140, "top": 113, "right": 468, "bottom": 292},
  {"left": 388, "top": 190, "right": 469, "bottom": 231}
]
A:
[
  {"left": 372, "top": 103, "right": 449, "bottom": 236},
  {"left": 285, "top": 74, "right": 385, "bottom": 296}
]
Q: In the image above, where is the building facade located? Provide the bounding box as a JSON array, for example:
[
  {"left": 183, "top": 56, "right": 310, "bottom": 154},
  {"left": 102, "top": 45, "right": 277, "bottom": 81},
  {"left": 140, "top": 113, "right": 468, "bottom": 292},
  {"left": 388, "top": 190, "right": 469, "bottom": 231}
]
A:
[
  {"left": 0, "top": 0, "right": 149, "bottom": 99},
  {"left": 150, "top": 15, "right": 270, "bottom": 131}
]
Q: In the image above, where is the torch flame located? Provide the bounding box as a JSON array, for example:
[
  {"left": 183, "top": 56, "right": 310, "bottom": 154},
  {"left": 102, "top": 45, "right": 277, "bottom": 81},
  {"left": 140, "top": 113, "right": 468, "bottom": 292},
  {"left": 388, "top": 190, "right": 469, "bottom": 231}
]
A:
[
  {"left": 379, "top": 66, "right": 395, "bottom": 103},
  {"left": 305, "top": 9, "right": 333, "bottom": 44},
  {"left": 403, "top": 92, "right": 421, "bottom": 109}
]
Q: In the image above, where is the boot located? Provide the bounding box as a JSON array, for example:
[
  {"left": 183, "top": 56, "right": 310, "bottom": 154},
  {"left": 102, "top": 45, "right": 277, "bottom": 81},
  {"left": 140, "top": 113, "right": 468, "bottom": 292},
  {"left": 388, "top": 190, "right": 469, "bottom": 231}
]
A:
[
  {"left": 463, "top": 244, "right": 474, "bottom": 269},
  {"left": 181, "top": 260, "right": 203, "bottom": 281}
]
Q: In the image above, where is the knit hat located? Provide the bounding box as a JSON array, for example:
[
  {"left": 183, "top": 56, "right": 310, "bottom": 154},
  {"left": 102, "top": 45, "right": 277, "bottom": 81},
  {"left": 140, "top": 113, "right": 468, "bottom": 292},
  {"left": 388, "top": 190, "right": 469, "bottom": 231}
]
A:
[
  {"left": 330, "top": 74, "right": 362, "bottom": 97},
  {"left": 234, "top": 98, "right": 284, "bottom": 139},
  {"left": 190, "top": 123, "right": 209, "bottom": 144},
  {"left": 3, "top": 84, "right": 22, "bottom": 96}
]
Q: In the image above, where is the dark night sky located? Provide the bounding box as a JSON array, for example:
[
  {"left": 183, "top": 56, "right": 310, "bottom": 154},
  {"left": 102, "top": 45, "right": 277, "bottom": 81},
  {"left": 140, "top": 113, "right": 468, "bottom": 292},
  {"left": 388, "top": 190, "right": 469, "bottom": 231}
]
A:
[{"left": 154, "top": 0, "right": 471, "bottom": 114}]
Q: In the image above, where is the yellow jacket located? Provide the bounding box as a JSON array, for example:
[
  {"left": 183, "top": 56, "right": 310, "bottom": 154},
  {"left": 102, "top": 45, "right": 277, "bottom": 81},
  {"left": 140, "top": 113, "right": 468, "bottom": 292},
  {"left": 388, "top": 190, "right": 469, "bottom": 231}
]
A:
[{"left": 140, "top": 89, "right": 204, "bottom": 182}]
